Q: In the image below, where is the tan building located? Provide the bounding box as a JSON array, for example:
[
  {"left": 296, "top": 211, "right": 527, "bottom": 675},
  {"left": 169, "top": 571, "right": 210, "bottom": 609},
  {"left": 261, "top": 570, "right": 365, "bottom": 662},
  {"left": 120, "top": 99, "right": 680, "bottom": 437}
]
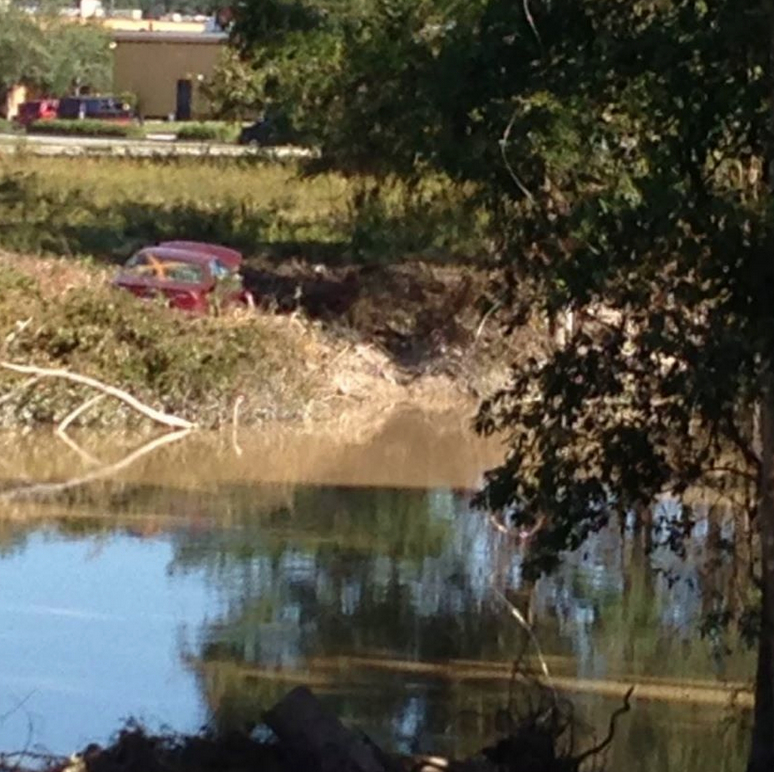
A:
[{"left": 112, "top": 31, "right": 227, "bottom": 120}]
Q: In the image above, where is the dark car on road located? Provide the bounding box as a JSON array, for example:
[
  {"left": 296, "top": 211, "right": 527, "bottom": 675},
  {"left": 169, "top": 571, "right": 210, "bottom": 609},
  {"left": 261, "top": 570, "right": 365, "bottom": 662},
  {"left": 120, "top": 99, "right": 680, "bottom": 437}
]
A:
[
  {"left": 113, "top": 242, "right": 254, "bottom": 314},
  {"left": 57, "top": 96, "right": 133, "bottom": 122},
  {"left": 237, "top": 114, "right": 299, "bottom": 147}
]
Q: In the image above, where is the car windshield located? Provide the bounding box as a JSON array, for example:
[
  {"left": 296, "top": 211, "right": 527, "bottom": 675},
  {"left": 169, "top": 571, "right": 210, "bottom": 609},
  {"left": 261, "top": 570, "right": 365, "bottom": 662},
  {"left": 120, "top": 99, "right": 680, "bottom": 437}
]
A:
[{"left": 123, "top": 253, "right": 205, "bottom": 284}]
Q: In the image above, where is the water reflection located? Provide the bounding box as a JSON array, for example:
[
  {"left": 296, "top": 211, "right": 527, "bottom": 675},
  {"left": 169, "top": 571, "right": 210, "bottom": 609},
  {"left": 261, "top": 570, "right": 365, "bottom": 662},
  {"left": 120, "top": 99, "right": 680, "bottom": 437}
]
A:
[{"left": 0, "top": 412, "right": 756, "bottom": 770}]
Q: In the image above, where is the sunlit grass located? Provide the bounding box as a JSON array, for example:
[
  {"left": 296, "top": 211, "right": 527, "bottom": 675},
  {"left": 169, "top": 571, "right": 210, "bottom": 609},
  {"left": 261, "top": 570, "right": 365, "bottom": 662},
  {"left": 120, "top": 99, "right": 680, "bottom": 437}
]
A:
[{"left": 0, "top": 154, "right": 487, "bottom": 263}]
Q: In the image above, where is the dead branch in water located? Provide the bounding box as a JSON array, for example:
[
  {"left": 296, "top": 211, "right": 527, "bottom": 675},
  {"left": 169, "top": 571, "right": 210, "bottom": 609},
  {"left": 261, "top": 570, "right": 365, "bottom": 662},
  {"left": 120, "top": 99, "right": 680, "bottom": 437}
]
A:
[
  {"left": 54, "top": 395, "right": 108, "bottom": 466},
  {"left": 0, "top": 429, "right": 192, "bottom": 501},
  {"left": 0, "top": 361, "right": 195, "bottom": 430}
]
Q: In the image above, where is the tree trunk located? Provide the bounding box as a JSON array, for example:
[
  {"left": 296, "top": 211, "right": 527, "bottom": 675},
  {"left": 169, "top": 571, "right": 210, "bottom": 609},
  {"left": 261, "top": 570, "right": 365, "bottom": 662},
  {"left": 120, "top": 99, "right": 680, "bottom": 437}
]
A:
[{"left": 747, "top": 390, "right": 774, "bottom": 772}]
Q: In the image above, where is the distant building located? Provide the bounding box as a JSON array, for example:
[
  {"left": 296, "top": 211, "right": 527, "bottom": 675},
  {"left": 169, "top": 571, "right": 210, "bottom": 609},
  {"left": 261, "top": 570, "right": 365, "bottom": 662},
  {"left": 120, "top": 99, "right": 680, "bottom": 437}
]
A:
[
  {"left": 112, "top": 30, "right": 227, "bottom": 119},
  {"left": 2, "top": 85, "right": 28, "bottom": 120}
]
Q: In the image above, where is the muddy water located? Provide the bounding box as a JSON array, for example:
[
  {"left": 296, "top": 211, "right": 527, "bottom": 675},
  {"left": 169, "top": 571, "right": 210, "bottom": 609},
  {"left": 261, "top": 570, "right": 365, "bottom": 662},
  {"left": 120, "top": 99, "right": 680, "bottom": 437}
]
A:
[{"left": 0, "top": 411, "right": 753, "bottom": 769}]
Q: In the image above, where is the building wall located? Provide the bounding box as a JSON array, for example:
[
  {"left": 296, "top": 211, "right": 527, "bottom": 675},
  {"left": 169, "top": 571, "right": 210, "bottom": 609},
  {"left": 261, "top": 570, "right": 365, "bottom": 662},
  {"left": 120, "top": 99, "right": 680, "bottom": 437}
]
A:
[{"left": 112, "top": 35, "right": 225, "bottom": 119}]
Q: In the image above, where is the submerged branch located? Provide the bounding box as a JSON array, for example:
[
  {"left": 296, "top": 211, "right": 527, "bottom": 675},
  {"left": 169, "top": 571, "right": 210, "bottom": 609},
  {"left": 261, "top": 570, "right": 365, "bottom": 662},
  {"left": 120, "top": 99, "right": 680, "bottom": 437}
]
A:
[{"left": 574, "top": 685, "right": 634, "bottom": 765}]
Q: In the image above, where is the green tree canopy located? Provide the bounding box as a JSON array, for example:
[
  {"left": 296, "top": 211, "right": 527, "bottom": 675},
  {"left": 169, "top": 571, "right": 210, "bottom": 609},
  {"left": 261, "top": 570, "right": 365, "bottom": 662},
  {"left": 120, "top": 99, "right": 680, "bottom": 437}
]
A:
[
  {"left": 229, "top": 0, "right": 774, "bottom": 767},
  {"left": 0, "top": 7, "right": 112, "bottom": 100}
]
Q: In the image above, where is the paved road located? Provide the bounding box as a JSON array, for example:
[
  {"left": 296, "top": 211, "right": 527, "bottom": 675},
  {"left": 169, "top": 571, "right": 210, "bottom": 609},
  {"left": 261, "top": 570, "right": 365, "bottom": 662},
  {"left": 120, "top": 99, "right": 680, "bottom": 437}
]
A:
[{"left": 0, "top": 132, "right": 315, "bottom": 159}]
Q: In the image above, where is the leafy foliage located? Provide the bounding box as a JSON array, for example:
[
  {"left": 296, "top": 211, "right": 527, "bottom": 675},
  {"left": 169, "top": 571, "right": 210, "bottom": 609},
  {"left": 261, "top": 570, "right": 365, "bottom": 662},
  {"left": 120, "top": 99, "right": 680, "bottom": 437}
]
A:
[
  {"left": 230, "top": 0, "right": 771, "bottom": 573},
  {"left": 174, "top": 121, "right": 241, "bottom": 142},
  {"left": 0, "top": 8, "right": 111, "bottom": 98}
]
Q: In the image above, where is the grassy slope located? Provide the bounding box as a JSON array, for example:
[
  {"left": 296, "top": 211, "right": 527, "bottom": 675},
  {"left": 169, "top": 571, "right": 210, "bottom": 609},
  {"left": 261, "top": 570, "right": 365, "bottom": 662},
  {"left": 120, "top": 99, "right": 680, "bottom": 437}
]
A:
[
  {"left": 0, "top": 154, "right": 485, "bottom": 263},
  {"left": 0, "top": 156, "right": 517, "bottom": 429}
]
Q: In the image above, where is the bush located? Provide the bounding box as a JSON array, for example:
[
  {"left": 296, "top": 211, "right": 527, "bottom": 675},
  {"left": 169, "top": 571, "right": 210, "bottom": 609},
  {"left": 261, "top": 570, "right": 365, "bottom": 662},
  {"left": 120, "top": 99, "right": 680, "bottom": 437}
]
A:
[
  {"left": 0, "top": 260, "right": 317, "bottom": 428},
  {"left": 26, "top": 119, "right": 143, "bottom": 139},
  {"left": 175, "top": 122, "right": 240, "bottom": 143}
]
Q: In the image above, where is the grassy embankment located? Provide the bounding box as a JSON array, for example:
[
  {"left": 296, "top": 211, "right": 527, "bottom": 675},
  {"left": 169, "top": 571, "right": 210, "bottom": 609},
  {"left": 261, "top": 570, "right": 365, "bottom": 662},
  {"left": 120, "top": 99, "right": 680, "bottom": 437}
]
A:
[{"left": 0, "top": 155, "right": 516, "bottom": 429}]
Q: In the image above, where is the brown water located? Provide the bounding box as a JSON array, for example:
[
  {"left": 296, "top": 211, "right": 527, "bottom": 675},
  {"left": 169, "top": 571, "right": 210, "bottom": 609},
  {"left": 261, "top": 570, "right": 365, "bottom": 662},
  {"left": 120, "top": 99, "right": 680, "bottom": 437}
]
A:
[{"left": 0, "top": 411, "right": 753, "bottom": 769}]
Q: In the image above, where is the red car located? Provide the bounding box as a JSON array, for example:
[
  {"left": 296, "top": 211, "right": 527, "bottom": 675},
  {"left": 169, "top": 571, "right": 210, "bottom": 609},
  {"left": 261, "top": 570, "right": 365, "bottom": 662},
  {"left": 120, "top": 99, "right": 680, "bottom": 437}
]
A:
[{"left": 113, "top": 243, "right": 254, "bottom": 313}]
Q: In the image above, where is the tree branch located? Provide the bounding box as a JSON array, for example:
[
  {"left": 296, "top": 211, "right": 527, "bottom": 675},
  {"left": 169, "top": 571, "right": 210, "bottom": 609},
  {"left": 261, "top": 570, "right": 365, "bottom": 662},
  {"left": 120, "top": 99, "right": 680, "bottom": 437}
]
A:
[{"left": 0, "top": 361, "right": 195, "bottom": 430}]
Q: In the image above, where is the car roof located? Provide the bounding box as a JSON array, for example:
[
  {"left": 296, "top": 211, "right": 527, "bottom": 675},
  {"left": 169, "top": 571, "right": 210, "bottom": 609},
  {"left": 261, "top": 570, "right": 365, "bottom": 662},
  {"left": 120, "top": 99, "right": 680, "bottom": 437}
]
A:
[{"left": 158, "top": 241, "right": 243, "bottom": 269}]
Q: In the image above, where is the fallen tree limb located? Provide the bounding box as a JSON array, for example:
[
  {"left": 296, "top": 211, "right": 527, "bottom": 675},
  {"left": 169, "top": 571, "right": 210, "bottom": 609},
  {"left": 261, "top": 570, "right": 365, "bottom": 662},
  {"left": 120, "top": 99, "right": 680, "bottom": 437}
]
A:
[
  {"left": 0, "top": 361, "right": 195, "bottom": 430},
  {"left": 55, "top": 429, "right": 103, "bottom": 467},
  {"left": 57, "top": 393, "right": 106, "bottom": 435},
  {"left": 55, "top": 395, "right": 108, "bottom": 466}
]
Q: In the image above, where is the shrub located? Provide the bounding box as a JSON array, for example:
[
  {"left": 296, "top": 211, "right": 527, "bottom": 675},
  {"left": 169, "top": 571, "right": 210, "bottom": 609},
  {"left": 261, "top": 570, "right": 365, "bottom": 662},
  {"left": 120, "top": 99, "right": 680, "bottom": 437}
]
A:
[
  {"left": 0, "top": 262, "right": 317, "bottom": 427},
  {"left": 26, "top": 119, "right": 143, "bottom": 139},
  {"left": 175, "top": 122, "right": 240, "bottom": 143}
]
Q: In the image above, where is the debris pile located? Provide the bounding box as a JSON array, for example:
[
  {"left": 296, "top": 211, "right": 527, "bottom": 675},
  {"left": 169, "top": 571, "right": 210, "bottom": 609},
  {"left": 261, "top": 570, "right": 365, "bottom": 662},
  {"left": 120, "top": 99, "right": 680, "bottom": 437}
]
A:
[{"left": 1, "top": 684, "right": 631, "bottom": 772}]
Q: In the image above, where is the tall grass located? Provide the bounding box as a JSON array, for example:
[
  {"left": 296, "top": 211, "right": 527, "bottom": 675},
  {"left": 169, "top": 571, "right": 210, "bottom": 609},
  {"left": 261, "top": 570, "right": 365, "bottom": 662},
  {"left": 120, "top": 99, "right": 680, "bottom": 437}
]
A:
[{"left": 0, "top": 155, "right": 487, "bottom": 264}]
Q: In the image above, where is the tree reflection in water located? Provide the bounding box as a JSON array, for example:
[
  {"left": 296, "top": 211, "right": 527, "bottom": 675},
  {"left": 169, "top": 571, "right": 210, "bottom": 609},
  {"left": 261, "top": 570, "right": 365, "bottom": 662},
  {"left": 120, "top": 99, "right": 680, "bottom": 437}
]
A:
[{"left": 165, "top": 485, "right": 753, "bottom": 770}]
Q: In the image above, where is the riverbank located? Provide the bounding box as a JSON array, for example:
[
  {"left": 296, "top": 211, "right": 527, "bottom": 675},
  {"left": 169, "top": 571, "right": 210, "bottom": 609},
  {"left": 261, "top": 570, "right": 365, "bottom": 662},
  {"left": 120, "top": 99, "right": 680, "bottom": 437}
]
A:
[{"left": 0, "top": 251, "right": 516, "bottom": 430}]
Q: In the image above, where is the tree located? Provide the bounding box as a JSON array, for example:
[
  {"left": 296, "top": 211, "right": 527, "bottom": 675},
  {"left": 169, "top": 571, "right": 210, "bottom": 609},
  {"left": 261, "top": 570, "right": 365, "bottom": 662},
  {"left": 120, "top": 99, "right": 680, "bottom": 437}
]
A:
[
  {"left": 464, "top": 2, "right": 773, "bottom": 770},
  {"left": 227, "top": 0, "right": 774, "bottom": 767},
  {"left": 0, "top": 7, "right": 112, "bottom": 101},
  {"left": 0, "top": 8, "right": 49, "bottom": 99}
]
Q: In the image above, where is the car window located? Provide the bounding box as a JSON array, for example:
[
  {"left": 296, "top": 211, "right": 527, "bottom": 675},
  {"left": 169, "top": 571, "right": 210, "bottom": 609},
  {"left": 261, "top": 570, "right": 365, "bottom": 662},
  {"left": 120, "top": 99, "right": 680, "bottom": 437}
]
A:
[
  {"left": 123, "top": 253, "right": 204, "bottom": 283},
  {"left": 124, "top": 253, "right": 155, "bottom": 276},
  {"left": 163, "top": 261, "right": 205, "bottom": 284}
]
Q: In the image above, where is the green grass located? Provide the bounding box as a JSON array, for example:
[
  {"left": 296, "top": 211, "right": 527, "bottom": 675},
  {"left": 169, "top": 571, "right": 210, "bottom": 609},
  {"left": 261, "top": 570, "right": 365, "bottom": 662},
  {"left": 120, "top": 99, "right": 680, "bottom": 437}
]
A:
[{"left": 0, "top": 154, "right": 487, "bottom": 264}]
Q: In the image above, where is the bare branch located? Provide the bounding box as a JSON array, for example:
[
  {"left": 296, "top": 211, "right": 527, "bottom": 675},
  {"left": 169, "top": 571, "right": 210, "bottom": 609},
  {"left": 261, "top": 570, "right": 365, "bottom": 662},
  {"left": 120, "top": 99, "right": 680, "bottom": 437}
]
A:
[
  {"left": 232, "top": 394, "right": 244, "bottom": 457},
  {"left": 0, "top": 376, "right": 40, "bottom": 406},
  {"left": 522, "top": 0, "right": 543, "bottom": 51},
  {"left": 500, "top": 111, "right": 535, "bottom": 204},
  {"left": 574, "top": 685, "right": 634, "bottom": 765},
  {"left": 493, "top": 588, "right": 556, "bottom": 702},
  {"left": 0, "top": 361, "right": 195, "bottom": 430},
  {"left": 57, "top": 394, "right": 106, "bottom": 435}
]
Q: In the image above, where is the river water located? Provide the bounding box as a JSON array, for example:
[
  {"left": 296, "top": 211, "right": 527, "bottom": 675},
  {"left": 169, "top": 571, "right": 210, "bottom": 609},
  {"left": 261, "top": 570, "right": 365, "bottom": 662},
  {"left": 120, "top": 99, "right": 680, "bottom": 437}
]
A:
[{"left": 0, "top": 411, "right": 753, "bottom": 769}]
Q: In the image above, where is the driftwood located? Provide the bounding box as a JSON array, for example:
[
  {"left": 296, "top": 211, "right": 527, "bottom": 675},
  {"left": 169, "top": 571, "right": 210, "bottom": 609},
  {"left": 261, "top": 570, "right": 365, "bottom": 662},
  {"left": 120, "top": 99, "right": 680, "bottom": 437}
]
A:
[{"left": 0, "top": 361, "right": 195, "bottom": 430}]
